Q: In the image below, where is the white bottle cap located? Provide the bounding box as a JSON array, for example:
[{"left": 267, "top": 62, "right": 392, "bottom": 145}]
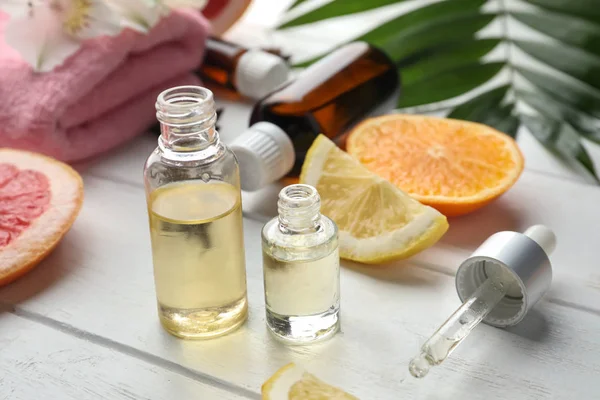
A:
[
  {"left": 234, "top": 50, "right": 290, "bottom": 99},
  {"left": 230, "top": 122, "right": 295, "bottom": 192}
]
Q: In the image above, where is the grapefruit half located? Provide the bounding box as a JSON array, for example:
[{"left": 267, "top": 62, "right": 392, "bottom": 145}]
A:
[
  {"left": 0, "top": 149, "right": 83, "bottom": 286},
  {"left": 202, "top": 0, "right": 252, "bottom": 36}
]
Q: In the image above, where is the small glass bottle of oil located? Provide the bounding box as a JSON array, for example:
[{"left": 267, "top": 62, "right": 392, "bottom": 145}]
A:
[
  {"left": 198, "top": 37, "right": 290, "bottom": 99},
  {"left": 261, "top": 184, "right": 340, "bottom": 344},
  {"left": 143, "top": 86, "right": 248, "bottom": 339},
  {"left": 231, "top": 41, "right": 400, "bottom": 191}
]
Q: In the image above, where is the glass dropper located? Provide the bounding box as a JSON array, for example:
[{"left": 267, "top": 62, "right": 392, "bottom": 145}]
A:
[
  {"left": 408, "top": 225, "right": 556, "bottom": 379},
  {"left": 409, "top": 274, "right": 507, "bottom": 378}
]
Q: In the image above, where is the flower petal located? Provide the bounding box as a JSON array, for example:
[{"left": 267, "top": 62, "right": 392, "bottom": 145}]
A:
[
  {"left": 105, "top": 0, "right": 166, "bottom": 33},
  {"left": 4, "top": 5, "right": 80, "bottom": 72},
  {"left": 38, "top": 32, "right": 82, "bottom": 72},
  {"left": 75, "top": 0, "right": 123, "bottom": 40},
  {"left": 0, "top": 0, "right": 31, "bottom": 18}
]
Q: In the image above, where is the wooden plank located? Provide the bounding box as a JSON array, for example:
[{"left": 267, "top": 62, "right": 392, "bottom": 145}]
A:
[
  {"left": 0, "top": 313, "right": 249, "bottom": 399},
  {"left": 0, "top": 175, "right": 599, "bottom": 398}
]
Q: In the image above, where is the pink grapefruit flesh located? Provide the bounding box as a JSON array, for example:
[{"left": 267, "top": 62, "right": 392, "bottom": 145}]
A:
[{"left": 0, "top": 149, "right": 83, "bottom": 286}]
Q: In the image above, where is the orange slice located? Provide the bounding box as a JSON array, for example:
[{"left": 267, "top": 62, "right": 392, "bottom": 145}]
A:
[
  {"left": 346, "top": 114, "right": 524, "bottom": 216},
  {"left": 0, "top": 149, "right": 84, "bottom": 286}
]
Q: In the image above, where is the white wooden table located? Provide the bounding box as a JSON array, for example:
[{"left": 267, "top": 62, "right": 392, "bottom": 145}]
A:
[{"left": 3, "top": 2, "right": 600, "bottom": 399}]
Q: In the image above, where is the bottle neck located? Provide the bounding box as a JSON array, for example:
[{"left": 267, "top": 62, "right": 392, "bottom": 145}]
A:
[
  {"left": 205, "top": 36, "right": 246, "bottom": 60},
  {"left": 278, "top": 184, "right": 321, "bottom": 233},
  {"left": 156, "top": 86, "right": 220, "bottom": 157}
]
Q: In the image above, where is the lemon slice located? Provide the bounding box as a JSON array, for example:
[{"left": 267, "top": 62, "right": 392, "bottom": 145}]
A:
[
  {"left": 262, "top": 363, "right": 358, "bottom": 400},
  {"left": 299, "top": 135, "right": 449, "bottom": 264}
]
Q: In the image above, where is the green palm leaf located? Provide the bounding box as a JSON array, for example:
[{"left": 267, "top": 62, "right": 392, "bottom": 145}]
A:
[
  {"left": 400, "top": 39, "right": 501, "bottom": 86},
  {"left": 401, "top": 62, "right": 505, "bottom": 108},
  {"left": 522, "top": 116, "right": 598, "bottom": 181},
  {"left": 276, "top": 0, "right": 600, "bottom": 180},
  {"left": 293, "top": 0, "right": 488, "bottom": 67},
  {"left": 286, "top": 0, "right": 312, "bottom": 11},
  {"left": 521, "top": 0, "right": 600, "bottom": 23},
  {"left": 279, "top": 0, "right": 412, "bottom": 28},
  {"left": 517, "top": 89, "right": 600, "bottom": 144},
  {"left": 516, "top": 67, "right": 600, "bottom": 121},
  {"left": 448, "top": 86, "right": 519, "bottom": 138},
  {"left": 511, "top": 11, "right": 600, "bottom": 56},
  {"left": 513, "top": 40, "right": 600, "bottom": 91}
]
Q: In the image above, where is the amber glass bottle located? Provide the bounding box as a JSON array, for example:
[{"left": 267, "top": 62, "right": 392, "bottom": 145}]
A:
[
  {"left": 230, "top": 42, "right": 400, "bottom": 191},
  {"left": 198, "top": 37, "right": 290, "bottom": 99}
]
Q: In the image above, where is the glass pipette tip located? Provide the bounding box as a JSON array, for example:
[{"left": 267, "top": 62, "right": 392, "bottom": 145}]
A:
[{"left": 409, "top": 275, "right": 507, "bottom": 378}]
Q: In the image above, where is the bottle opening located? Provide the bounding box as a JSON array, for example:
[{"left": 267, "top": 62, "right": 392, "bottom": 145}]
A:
[
  {"left": 281, "top": 184, "right": 317, "bottom": 202},
  {"left": 278, "top": 184, "right": 321, "bottom": 231},
  {"left": 156, "top": 86, "right": 218, "bottom": 152},
  {"left": 158, "top": 85, "right": 212, "bottom": 105},
  {"left": 156, "top": 86, "right": 215, "bottom": 123}
]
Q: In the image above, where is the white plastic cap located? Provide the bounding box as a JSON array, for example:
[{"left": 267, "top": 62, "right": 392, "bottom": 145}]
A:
[
  {"left": 230, "top": 122, "right": 295, "bottom": 192},
  {"left": 235, "top": 50, "right": 290, "bottom": 99}
]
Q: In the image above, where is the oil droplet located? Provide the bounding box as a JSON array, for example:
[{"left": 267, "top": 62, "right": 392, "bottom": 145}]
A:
[{"left": 409, "top": 354, "right": 431, "bottom": 378}]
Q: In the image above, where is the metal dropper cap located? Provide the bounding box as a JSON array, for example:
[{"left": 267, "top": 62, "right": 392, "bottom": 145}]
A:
[
  {"left": 409, "top": 225, "right": 555, "bottom": 379},
  {"left": 455, "top": 225, "right": 555, "bottom": 327}
]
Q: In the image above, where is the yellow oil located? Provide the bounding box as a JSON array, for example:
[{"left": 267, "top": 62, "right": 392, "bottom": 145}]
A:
[
  {"left": 263, "top": 249, "right": 339, "bottom": 317},
  {"left": 149, "top": 180, "right": 248, "bottom": 339},
  {"left": 262, "top": 248, "right": 340, "bottom": 343}
]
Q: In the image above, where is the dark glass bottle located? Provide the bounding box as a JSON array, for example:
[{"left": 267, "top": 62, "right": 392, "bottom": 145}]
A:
[
  {"left": 198, "top": 37, "right": 290, "bottom": 99},
  {"left": 230, "top": 41, "right": 400, "bottom": 191}
]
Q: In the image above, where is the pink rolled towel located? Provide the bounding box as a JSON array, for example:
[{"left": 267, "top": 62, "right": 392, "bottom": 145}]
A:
[{"left": 0, "top": 10, "right": 209, "bottom": 162}]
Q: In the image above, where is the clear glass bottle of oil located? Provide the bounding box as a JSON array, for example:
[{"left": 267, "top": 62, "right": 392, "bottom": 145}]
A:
[
  {"left": 261, "top": 184, "right": 340, "bottom": 344},
  {"left": 143, "top": 86, "right": 248, "bottom": 339},
  {"left": 231, "top": 41, "right": 400, "bottom": 191}
]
